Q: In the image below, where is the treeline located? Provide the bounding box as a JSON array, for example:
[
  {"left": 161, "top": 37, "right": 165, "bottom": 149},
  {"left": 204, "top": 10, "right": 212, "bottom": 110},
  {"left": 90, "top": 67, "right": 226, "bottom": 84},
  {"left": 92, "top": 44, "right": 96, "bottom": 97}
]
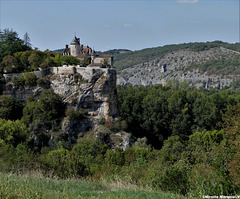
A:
[
  {"left": 0, "top": 29, "right": 89, "bottom": 75},
  {"left": 114, "top": 41, "right": 240, "bottom": 71},
  {"left": 0, "top": 50, "right": 81, "bottom": 74},
  {"left": 0, "top": 29, "right": 31, "bottom": 63},
  {"left": 117, "top": 82, "right": 240, "bottom": 148}
]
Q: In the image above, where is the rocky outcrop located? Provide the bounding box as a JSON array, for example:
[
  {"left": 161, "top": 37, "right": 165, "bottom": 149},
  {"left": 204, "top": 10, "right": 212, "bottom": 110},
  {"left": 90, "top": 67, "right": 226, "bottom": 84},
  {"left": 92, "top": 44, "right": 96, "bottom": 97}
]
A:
[
  {"left": 1, "top": 67, "right": 127, "bottom": 149},
  {"left": 84, "top": 125, "right": 133, "bottom": 150},
  {"left": 50, "top": 68, "right": 119, "bottom": 119},
  {"left": 117, "top": 47, "right": 240, "bottom": 89},
  {"left": 49, "top": 68, "right": 126, "bottom": 148},
  {"left": 2, "top": 83, "right": 48, "bottom": 103}
]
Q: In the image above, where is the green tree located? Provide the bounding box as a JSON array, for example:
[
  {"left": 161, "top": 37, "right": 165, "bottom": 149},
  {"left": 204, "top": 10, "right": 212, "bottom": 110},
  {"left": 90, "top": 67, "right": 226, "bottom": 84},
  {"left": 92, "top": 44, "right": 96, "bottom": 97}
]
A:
[
  {"left": 23, "top": 89, "right": 65, "bottom": 125},
  {"left": 20, "top": 51, "right": 32, "bottom": 69},
  {"left": 223, "top": 103, "right": 240, "bottom": 186},
  {"left": 24, "top": 72, "right": 37, "bottom": 86},
  {"left": 0, "top": 55, "right": 17, "bottom": 73},
  {"left": 0, "top": 29, "right": 31, "bottom": 63},
  {"left": 71, "top": 138, "right": 108, "bottom": 175},
  {"left": 0, "top": 119, "right": 29, "bottom": 147},
  {"left": 0, "top": 95, "right": 23, "bottom": 120},
  {"left": 60, "top": 55, "right": 79, "bottom": 66},
  {"left": 28, "top": 51, "right": 44, "bottom": 70}
]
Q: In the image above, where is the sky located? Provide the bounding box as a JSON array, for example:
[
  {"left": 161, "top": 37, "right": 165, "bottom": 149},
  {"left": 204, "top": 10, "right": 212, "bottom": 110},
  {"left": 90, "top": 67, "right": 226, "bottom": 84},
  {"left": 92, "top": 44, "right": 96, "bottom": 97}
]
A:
[{"left": 0, "top": 0, "right": 239, "bottom": 51}]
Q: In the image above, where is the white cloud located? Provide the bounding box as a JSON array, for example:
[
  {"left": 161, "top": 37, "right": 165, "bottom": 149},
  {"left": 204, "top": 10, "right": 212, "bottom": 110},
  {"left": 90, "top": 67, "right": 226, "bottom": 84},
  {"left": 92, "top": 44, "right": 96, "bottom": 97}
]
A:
[
  {"left": 178, "top": 0, "right": 199, "bottom": 3},
  {"left": 124, "top": 24, "right": 133, "bottom": 28}
]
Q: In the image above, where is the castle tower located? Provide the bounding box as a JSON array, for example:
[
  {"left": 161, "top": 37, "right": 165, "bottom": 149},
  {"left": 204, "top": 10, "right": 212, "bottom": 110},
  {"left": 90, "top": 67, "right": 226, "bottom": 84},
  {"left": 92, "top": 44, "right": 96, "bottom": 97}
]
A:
[{"left": 70, "top": 36, "right": 80, "bottom": 57}]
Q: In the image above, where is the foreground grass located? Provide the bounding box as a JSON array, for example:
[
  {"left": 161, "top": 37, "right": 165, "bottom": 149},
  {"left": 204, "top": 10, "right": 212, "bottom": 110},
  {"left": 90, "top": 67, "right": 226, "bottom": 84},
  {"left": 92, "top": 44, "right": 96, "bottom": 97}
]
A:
[{"left": 0, "top": 173, "right": 185, "bottom": 199}]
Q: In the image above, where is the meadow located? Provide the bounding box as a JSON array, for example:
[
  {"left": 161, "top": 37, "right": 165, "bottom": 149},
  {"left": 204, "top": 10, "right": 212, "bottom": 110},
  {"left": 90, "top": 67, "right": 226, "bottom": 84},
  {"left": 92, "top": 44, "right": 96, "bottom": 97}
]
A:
[{"left": 0, "top": 173, "right": 185, "bottom": 199}]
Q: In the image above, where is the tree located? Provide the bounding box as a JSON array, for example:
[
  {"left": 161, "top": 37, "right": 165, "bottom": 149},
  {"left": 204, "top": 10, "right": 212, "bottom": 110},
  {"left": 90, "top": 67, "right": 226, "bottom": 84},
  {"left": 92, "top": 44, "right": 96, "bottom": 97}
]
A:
[
  {"left": 0, "top": 119, "right": 29, "bottom": 147},
  {"left": 24, "top": 72, "right": 37, "bottom": 86},
  {"left": 60, "top": 55, "right": 80, "bottom": 66},
  {"left": 223, "top": 103, "right": 240, "bottom": 186},
  {"left": 28, "top": 51, "right": 43, "bottom": 70},
  {"left": 23, "top": 32, "right": 32, "bottom": 48},
  {"left": 0, "top": 55, "right": 18, "bottom": 73},
  {"left": 23, "top": 89, "right": 65, "bottom": 124},
  {"left": 0, "top": 29, "right": 31, "bottom": 62},
  {"left": 0, "top": 95, "right": 23, "bottom": 120}
]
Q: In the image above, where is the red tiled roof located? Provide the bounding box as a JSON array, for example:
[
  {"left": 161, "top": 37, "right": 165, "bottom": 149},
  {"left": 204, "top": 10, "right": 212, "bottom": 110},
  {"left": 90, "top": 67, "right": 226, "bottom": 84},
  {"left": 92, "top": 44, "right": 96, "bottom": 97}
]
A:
[{"left": 82, "top": 48, "right": 90, "bottom": 54}]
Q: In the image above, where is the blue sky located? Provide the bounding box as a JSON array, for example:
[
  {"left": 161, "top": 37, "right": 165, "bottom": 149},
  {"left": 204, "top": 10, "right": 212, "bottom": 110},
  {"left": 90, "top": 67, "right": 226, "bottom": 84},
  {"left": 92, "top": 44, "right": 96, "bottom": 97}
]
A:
[{"left": 0, "top": 0, "right": 239, "bottom": 51}]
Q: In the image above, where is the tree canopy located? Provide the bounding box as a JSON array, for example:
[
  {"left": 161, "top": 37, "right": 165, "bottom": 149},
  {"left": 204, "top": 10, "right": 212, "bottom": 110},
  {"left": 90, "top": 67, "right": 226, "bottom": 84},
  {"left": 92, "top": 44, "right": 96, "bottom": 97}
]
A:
[{"left": 0, "top": 29, "right": 31, "bottom": 63}]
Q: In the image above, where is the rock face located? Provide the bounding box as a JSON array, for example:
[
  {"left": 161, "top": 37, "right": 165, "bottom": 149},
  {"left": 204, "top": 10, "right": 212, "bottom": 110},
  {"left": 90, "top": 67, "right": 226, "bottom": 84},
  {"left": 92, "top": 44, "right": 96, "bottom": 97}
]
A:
[
  {"left": 1, "top": 67, "right": 128, "bottom": 149},
  {"left": 117, "top": 47, "right": 240, "bottom": 89},
  {"left": 50, "top": 68, "right": 119, "bottom": 119},
  {"left": 1, "top": 83, "right": 48, "bottom": 103},
  {"left": 2, "top": 68, "right": 119, "bottom": 120},
  {"left": 49, "top": 67, "right": 125, "bottom": 148}
]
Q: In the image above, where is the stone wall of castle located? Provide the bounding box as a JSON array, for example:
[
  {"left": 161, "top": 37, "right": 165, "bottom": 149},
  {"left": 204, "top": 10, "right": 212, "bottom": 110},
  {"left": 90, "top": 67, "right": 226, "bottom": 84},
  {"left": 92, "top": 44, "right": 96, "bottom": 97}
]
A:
[
  {"left": 3, "top": 68, "right": 51, "bottom": 80},
  {"left": 3, "top": 66, "right": 112, "bottom": 80}
]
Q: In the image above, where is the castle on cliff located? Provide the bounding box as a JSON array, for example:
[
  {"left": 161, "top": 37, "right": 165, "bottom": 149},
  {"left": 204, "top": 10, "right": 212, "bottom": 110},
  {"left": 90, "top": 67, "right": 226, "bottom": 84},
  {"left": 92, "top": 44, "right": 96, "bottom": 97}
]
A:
[{"left": 62, "top": 35, "right": 113, "bottom": 68}]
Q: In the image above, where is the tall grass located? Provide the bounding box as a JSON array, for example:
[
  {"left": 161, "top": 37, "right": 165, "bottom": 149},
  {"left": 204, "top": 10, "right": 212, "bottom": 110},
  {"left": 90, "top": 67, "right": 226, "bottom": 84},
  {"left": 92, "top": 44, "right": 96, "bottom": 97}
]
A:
[{"left": 0, "top": 173, "right": 185, "bottom": 199}]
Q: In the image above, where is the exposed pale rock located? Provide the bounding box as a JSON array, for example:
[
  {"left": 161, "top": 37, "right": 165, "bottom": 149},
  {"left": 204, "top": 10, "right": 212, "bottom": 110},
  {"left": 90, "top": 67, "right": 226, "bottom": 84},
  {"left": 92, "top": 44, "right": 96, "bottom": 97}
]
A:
[
  {"left": 117, "top": 47, "right": 238, "bottom": 89},
  {"left": 51, "top": 68, "right": 119, "bottom": 119}
]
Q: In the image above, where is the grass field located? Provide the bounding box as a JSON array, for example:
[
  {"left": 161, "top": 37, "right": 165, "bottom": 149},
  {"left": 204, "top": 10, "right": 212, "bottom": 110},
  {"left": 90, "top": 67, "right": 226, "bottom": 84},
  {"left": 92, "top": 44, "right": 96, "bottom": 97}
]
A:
[{"left": 0, "top": 173, "right": 186, "bottom": 199}]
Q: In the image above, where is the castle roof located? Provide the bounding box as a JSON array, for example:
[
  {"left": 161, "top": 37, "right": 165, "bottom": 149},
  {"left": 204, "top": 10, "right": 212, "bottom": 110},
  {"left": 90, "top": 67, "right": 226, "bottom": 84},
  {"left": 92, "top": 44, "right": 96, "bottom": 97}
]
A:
[
  {"left": 82, "top": 48, "right": 90, "bottom": 54},
  {"left": 71, "top": 36, "right": 80, "bottom": 45}
]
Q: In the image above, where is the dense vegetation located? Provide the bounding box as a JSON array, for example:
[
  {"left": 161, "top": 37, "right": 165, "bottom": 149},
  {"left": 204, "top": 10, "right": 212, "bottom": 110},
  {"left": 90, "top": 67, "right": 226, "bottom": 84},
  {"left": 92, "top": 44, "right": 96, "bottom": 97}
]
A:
[
  {"left": 1, "top": 83, "right": 240, "bottom": 197},
  {"left": 0, "top": 29, "right": 31, "bottom": 63},
  {"left": 0, "top": 29, "right": 88, "bottom": 75},
  {"left": 117, "top": 82, "right": 240, "bottom": 148},
  {"left": 186, "top": 54, "right": 240, "bottom": 76}
]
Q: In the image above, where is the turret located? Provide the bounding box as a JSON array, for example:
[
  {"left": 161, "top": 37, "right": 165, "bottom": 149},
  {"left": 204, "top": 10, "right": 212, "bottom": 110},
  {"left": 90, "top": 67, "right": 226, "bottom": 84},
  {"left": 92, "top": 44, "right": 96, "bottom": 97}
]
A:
[{"left": 70, "top": 36, "right": 80, "bottom": 57}]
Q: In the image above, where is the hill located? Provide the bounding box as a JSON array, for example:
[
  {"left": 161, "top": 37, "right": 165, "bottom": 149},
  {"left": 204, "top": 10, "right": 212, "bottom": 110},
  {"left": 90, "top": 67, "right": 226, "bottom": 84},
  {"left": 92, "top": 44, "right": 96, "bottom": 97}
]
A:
[
  {"left": 115, "top": 41, "right": 240, "bottom": 89},
  {"left": 51, "top": 48, "right": 64, "bottom": 53}
]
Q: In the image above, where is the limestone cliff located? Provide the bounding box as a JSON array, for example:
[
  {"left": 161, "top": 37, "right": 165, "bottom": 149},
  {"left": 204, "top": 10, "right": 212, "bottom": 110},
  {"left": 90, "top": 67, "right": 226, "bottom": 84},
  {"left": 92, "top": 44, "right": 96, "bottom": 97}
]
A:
[
  {"left": 50, "top": 68, "right": 119, "bottom": 119},
  {"left": 2, "top": 67, "right": 119, "bottom": 119},
  {"left": 117, "top": 47, "right": 240, "bottom": 89},
  {"left": 1, "top": 67, "right": 131, "bottom": 149}
]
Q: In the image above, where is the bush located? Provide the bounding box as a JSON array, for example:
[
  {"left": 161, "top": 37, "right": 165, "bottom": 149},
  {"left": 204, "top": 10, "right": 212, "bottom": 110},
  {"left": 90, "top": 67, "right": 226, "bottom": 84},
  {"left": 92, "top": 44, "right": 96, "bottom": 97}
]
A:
[
  {"left": 0, "top": 95, "right": 23, "bottom": 120},
  {"left": 65, "top": 107, "right": 86, "bottom": 121},
  {"left": 12, "top": 74, "right": 25, "bottom": 89},
  {"left": 144, "top": 161, "right": 189, "bottom": 195},
  {"left": 36, "top": 78, "right": 50, "bottom": 87},
  {"left": 24, "top": 72, "right": 37, "bottom": 86},
  {"left": 0, "top": 119, "right": 29, "bottom": 147},
  {"left": 42, "top": 148, "right": 85, "bottom": 178},
  {"left": 104, "top": 148, "right": 125, "bottom": 167},
  {"left": 72, "top": 138, "right": 108, "bottom": 176}
]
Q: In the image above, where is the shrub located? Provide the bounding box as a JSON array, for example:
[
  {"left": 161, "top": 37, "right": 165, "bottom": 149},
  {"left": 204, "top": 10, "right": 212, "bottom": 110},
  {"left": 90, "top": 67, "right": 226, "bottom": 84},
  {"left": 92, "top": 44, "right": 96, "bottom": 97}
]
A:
[
  {"left": 104, "top": 148, "right": 125, "bottom": 166},
  {"left": 0, "top": 119, "right": 29, "bottom": 147},
  {"left": 42, "top": 148, "right": 85, "bottom": 178},
  {"left": 72, "top": 138, "right": 108, "bottom": 176},
  {"left": 145, "top": 161, "right": 189, "bottom": 195},
  {"left": 65, "top": 107, "right": 85, "bottom": 121},
  {"left": 24, "top": 72, "right": 37, "bottom": 86},
  {"left": 36, "top": 78, "right": 50, "bottom": 87},
  {"left": 0, "top": 95, "right": 23, "bottom": 120}
]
